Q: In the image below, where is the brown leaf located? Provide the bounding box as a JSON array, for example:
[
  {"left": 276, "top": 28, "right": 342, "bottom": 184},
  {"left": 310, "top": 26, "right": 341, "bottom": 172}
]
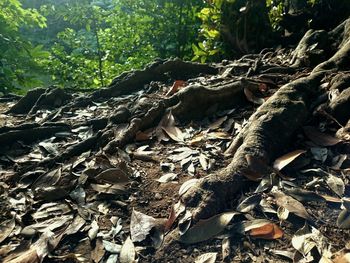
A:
[
  {"left": 0, "top": 218, "right": 15, "bottom": 244},
  {"left": 135, "top": 131, "right": 152, "bottom": 141},
  {"left": 303, "top": 126, "right": 341, "bottom": 146},
  {"left": 166, "top": 80, "right": 187, "bottom": 96},
  {"left": 333, "top": 252, "right": 350, "bottom": 263},
  {"left": 244, "top": 87, "right": 265, "bottom": 105},
  {"left": 164, "top": 207, "right": 177, "bottom": 232},
  {"left": 91, "top": 238, "right": 104, "bottom": 263},
  {"left": 209, "top": 116, "right": 227, "bottom": 130},
  {"left": 95, "top": 168, "right": 129, "bottom": 184},
  {"left": 4, "top": 247, "right": 40, "bottom": 263},
  {"left": 249, "top": 223, "right": 283, "bottom": 240},
  {"left": 273, "top": 150, "right": 306, "bottom": 171},
  {"left": 271, "top": 188, "right": 311, "bottom": 220}
]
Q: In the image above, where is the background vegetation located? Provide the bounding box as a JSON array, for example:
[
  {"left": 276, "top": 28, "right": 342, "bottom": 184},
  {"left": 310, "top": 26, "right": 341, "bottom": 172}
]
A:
[{"left": 1, "top": 0, "right": 349, "bottom": 94}]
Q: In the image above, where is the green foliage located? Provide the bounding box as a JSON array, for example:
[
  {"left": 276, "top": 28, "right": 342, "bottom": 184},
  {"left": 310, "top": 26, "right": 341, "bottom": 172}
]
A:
[
  {"left": 17, "top": 0, "right": 204, "bottom": 90},
  {"left": 0, "top": 0, "right": 47, "bottom": 93}
]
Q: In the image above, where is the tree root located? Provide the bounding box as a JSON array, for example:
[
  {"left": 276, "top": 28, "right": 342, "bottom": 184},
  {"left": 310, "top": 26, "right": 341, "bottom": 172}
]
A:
[
  {"left": 0, "top": 123, "right": 70, "bottom": 148},
  {"left": 180, "top": 72, "right": 323, "bottom": 222}
]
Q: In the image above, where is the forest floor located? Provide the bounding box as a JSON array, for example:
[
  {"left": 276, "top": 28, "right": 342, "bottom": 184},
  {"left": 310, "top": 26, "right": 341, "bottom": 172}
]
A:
[{"left": 1, "top": 19, "right": 350, "bottom": 263}]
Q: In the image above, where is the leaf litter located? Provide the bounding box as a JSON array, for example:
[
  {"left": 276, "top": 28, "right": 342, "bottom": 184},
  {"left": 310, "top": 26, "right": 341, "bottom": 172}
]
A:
[{"left": 0, "top": 73, "right": 349, "bottom": 263}]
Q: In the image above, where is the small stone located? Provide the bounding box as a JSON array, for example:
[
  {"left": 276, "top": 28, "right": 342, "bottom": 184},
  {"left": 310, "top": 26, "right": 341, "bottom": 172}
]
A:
[{"left": 154, "top": 193, "right": 162, "bottom": 200}]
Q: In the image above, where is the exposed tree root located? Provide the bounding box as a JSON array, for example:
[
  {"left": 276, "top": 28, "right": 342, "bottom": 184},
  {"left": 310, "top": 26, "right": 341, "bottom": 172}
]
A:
[
  {"left": 180, "top": 72, "right": 323, "bottom": 222},
  {"left": 0, "top": 123, "right": 70, "bottom": 148}
]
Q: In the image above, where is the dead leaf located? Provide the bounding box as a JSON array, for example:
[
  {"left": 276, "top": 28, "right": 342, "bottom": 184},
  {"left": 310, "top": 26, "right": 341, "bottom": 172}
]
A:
[
  {"left": 102, "top": 240, "right": 122, "bottom": 254},
  {"left": 135, "top": 131, "right": 152, "bottom": 141},
  {"left": 334, "top": 252, "right": 350, "bottom": 263},
  {"left": 88, "top": 220, "right": 99, "bottom": 240},
  {"left": 249, "top": 223, "right": 283, "bottom": 239},
  {"left": 207, "top": 131, "right": 231, "bottom": 140},
  {"left": 166, "top": 80, "right": 187, "bottom": 96},
  {"left": 156, "top": 173, "right": 178, "bottom": 183},
  {"left": 179, "top": 212, "right": 237, "bottom": 244},
  {"left": 199, "top": 154, "right": 208, "bottom": 171},
  {"left": 178, "top": 178, "right": 199, "bottom": 196},
  {"left": 244, "top": 87, "right": 265, "bottom": 105},
  {"left": 32, "top": 167, "right": 61, "bottom": 189},
  {"left": 271, "top": 188, "right": 311, "bottom": 220},
  {"left": 303, "top": 126, "right": 341, "bottom": 146},
  {"left": 277, "top": 206, "right": 289, "bottom": 220},
  {"left": 269, "top": 249, "right": 294, "bottom": 260},
  {"left": 130, "top": 209, "right": 157, "bottom": 242},
  {"left": 90, "top": 183, "right": 126, "bottom": 195},
  {"left": 326, "top": 174, "right": 345, "bottom": 197},
  {"left": 95, "top": 168, "right": 129, "bottom": 184},
  {"left": 273, "top": 150, "right": 306, "bottom": 171},
  {"left": 160, "top": 112, "right": 184, "bottom": 142},
  {"left": 321, "top": 194, "right": 342, "bottom": 203},
  {"left": 284, "top": 187, "right": 325, "bottom": 203},
  {"left": 209, "top": 116, "right": 227, "bottom": 130},
  {"left": 337, "top": 210, "right": 350, "bottom": 228},
  {"left": 4, "top": 230, "right": 59, "bottom": 263},
  {"left": 120, "top": 237, "right": 136, "bottom": 263},
  {"left": 187, "top": 162, "right": 195, "bottom": 175},
  {"left": 236, "top": 194, "right": 262, "bottom": 213},
  {"left": 194, "top": 252, "right": 217, "bottom": 263},
  {"left": 0, "top": 218, "right": 15, "bottom": 244},
  {"left": 222, "top": 237, "right": 231, "bottom": 261},
  {"left": 291, "top": 223, "right": 326, "bottom": 256},
  {"left": 91, "top": 239, "right": 104, "bottom": 263},
  {"left": 164, "top": 207, "right": 177, "bottom": 232}
]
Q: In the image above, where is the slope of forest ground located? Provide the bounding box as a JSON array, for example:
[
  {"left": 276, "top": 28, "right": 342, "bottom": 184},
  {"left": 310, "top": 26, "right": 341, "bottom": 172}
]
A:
[{"left": 1, "top": 17, "right": 350, "bottom": 263}]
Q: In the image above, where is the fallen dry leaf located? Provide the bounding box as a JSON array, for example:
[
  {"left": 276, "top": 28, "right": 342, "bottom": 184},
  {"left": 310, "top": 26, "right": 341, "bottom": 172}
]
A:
[
  {"left": 135, "top": 130, "right": 152, "bottom": 141},
  {"left": 244, "top": 87, "right": 265, "bottom": 105},
  {"left": 130, "top": 209, "right": 157, "bottom": 242},
  {"left": 120, "top": 236, "right": 136, "bottom": 263},
  {"left": 160, "top": 111, "right": 184, "bottom": 142},
  {"left": 95, "top": 168, "right": 129, "bottom": 184},
  {"left": 337, "top": 210, "right": 350, "bottom": 228},
  {"left": 333, "top": 252, "right": 350, "bottom": 263},
  {"left": 179, "top": 212, "right": 237, "bottom": 244},
  {"left": 291, "top": 223, "right": 326, "bottom": 257},
  {"left": 91, "top": 238, "right": 104, "bottom": 263},
  {"left": 271, "top": 188, "right": 311, "bottom": 220},
  {"left": 249, "top": 223, "right": 283, "bottom": 239},
  {"left": 178, "top": 178, "right": 199, "bottom": 196},
  {"left": 273, "top": 150, "right": 306, "bottom": 171},
  {"left": 209, "top": 116, "right": 227, "bottom": 130},
  {"left": 236, "top": 194, "right": 262, "bottom": 213},
  {"left": 303, "top": 126, "right": 341, "bottom": 146},
  {"left": 156, "top": 173, "right": 177, "bottom": 183},
  {"left": 0, "top": 218, "right": 15, "bottom": 244},
  {"left": 164, "top": 207, "right": 177, "bottom": 232},
  {"left": 194, "top": 252, "right": 217, "bottom": 263},
  {"left": 166, "top": 80, "right": 187, "bottom": 96},
  {"left": 222, "top": 237, "right": 231, "bottom": 261}
]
